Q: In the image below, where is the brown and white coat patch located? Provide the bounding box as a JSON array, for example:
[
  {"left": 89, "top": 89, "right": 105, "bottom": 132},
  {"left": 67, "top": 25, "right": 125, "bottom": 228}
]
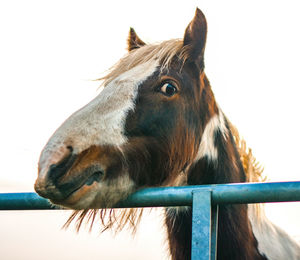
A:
[{"left": 34, "top": 8, "right": 300, "bottom": 260}]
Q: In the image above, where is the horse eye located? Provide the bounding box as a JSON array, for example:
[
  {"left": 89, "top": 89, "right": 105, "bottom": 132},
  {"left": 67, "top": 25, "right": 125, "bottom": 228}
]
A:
[{"left": 160, "top": 83, "right": 178, "bottom": 97}]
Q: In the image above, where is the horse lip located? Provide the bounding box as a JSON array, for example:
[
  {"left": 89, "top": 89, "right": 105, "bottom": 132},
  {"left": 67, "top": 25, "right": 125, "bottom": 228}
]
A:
[
  {"left": 56, "top": 165, "right": 105, "bottom": 199},
  {"left": 34, "top": 181, "right": 64, "bottom": 200},
  {"left": 36, "top": 163, "right": 105, "bottom": 204}
]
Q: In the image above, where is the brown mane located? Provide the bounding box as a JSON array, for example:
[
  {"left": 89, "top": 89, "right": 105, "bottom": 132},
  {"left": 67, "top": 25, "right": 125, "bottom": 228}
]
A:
[{"left": 230, "top": 123, "right": 265, "bottom": 183}]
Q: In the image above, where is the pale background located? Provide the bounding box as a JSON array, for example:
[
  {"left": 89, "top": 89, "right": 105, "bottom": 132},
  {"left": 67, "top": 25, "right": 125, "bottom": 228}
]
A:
[{"left": 0, "top": 0, "right": 300, "bottom": 259}]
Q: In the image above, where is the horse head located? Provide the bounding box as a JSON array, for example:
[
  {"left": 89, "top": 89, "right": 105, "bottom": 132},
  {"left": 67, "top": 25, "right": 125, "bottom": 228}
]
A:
[{"left": 35, "top": 9, "right": 225, "bottom": 210}]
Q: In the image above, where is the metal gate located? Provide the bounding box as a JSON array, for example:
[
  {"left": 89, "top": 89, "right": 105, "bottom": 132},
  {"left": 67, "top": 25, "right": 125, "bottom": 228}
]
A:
[{"left": 1, "top": 181, "right": 300, "bottom": 260}]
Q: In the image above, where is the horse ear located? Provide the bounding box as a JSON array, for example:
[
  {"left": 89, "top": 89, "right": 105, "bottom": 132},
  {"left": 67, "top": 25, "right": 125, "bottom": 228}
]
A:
[
  {"left": 183, "top": 8, "right": 207, "bottom": 68},
  {"left": 127, "top": 28, "right": 146, "bottom": 51}
]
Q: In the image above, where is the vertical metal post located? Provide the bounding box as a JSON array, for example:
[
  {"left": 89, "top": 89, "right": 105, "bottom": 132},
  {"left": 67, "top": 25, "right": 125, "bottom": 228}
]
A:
[
  {"left": 210, "top": 205, "right": 219, "bottom": 260},
  {"left": 191, "top": 190, "right": 218, "bottom": 260}
]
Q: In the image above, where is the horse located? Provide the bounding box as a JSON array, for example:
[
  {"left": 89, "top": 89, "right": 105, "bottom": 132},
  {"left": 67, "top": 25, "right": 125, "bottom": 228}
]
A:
[{"left": 34, "top": 8, "right": 300, "bottom": 260}]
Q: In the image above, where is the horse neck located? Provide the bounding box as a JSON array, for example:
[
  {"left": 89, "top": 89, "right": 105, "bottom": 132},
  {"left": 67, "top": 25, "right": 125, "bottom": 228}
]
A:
[{"left": 165, "top": 123, "right": 266, "bottom": 260}]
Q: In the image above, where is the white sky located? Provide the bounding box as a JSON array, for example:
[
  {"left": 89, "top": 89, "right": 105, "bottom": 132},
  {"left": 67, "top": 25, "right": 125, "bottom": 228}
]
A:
[{"left": 0, "top": 0, "right": 299, "bottom": 259}]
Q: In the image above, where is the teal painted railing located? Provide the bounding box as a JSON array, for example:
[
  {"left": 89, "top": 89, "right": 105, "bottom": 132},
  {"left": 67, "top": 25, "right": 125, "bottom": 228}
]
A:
[{"left": 1, "top": 181, "right": 300, "bottom": 260}]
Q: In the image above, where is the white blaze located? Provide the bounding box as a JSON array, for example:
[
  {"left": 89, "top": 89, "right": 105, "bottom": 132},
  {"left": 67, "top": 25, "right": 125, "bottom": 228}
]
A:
[{"left": 38, "top": 60, "right": 158, "bottom": 177}]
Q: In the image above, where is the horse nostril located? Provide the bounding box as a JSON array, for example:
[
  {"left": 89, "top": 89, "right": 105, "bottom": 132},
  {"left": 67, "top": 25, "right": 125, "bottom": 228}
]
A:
[
  {"left": 66, "top": 145, "right": 73, "bottom": 153},
  {"left": 48, "top": 146, "right": 76, "bottom": 182}
]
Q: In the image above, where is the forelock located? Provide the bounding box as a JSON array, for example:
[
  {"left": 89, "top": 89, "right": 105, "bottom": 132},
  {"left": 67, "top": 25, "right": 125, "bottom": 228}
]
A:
[{"left": 100, "top": 39, "right": 189, "bottom": 87}]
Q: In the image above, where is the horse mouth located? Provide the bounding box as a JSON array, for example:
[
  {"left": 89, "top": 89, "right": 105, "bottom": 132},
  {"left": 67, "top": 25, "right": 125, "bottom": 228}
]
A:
[
  {"left": 55, "top": 166, "right": 105, "bottom": 201},
  {"left": 36, "top": 145, "right": 126, "bottom": 208},
  {"left": 35, "top": 157, "right": 105, "bottom": 206},
  {"left": 65, "top": 168, "right": 104, "bottom": 192}
]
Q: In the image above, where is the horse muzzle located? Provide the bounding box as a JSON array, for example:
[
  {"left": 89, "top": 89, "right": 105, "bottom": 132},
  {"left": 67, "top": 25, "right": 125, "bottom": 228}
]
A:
[{"left": 34, "top": 145, "right": 105, "bottom": 206}]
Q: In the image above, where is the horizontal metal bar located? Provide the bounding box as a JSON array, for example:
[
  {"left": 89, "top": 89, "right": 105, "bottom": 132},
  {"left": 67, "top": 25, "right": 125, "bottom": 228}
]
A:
[
  {"left": 0, "top": 192, "right": 55, "bottom": 210},
  {"left": 120, "top": 181, "right": 300, "bottom": 207},
  {"left": 0, "top": 181, "right": 300, "bottom": 210}
]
